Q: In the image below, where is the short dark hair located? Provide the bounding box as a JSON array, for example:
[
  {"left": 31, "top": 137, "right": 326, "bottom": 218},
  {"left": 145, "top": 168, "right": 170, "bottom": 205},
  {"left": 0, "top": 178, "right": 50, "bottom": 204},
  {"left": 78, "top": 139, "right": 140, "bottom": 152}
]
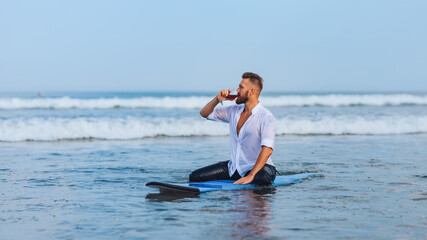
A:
[{"left": 242, "top": 72, "right": 263, "bottom": 92}]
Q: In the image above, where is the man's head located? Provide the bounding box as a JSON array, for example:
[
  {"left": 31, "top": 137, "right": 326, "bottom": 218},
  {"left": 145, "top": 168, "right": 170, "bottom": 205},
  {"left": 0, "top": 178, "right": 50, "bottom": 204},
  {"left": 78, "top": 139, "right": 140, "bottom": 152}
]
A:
[{"left": 236, "top": 72, "right": 263, "bottom": 104}]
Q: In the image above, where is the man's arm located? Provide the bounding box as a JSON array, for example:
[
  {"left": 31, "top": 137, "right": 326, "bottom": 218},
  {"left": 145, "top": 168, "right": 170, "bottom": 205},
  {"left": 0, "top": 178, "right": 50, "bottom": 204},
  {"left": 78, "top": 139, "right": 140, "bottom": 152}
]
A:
[
  {"left": 233, "top": 146, "right": 273, "bottom": 184},
  {"left": 200, "top": 89, "right": 231, "bottom": 118}
]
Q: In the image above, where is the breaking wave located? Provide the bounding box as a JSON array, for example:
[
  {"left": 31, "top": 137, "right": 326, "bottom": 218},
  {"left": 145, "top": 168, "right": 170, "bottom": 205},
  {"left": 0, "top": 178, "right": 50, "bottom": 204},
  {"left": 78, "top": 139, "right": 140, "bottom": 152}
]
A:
[
  {"left": 1, "top": 115, "right": 426, "bottom": 142},
  {"left": 1, "top": 93, "right": 427, "bottom": 109}
]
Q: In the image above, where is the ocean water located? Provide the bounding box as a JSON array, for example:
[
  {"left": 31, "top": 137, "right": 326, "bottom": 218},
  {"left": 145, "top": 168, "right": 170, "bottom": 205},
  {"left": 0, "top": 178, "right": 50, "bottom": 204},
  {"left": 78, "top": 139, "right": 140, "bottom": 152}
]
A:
[{"left": 0, "top": 92, "right": 426, "bottom": 239}]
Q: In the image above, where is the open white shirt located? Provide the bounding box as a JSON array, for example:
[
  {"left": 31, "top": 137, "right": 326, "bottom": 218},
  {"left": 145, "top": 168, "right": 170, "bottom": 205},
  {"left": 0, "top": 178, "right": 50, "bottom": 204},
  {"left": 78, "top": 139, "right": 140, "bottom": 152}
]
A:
[{"left": 207, "top": 102, "right": 275, "bottom": 177}]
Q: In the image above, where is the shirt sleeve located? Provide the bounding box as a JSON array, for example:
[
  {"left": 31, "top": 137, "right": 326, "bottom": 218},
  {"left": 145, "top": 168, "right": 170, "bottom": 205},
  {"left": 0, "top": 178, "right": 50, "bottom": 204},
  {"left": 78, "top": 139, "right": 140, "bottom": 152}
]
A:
[
  {"left": 260, "top": 113, "right": 276, "bottom": 149},
  {"left": 207, "top": 105, "right": 233, "bottom": 123}
]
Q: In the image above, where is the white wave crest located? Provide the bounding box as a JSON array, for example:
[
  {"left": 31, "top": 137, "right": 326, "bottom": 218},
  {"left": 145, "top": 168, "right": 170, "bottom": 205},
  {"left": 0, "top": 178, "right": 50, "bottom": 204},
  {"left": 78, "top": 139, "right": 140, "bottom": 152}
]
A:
[
  {"left": 1, "top": 115, "right": 426, "bottom": 142},
  {"left": 0, "top": 94, "right": 426, "bottom": 109},
  {"left": 0, "top": 117, "right": 228, "bottom": 142},
  {"left": 0, "top": 96, "right": 213, "bottom": 110},
  {"left": 276, "top": 115, "right": 427, "bottom": 135},
  {"left": 262, "top": 94, "right": 427, "bottom": 107}
]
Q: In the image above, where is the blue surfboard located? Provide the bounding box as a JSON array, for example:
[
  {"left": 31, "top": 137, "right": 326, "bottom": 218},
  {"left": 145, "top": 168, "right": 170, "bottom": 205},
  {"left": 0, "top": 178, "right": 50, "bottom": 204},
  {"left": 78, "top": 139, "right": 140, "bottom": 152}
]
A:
[{"left": 146, "top": 173, "right": 316, "bottom": 194}]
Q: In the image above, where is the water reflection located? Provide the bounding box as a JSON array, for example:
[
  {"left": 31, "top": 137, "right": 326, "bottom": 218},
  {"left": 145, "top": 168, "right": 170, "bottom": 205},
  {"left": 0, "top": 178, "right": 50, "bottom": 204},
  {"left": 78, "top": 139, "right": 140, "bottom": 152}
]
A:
[
  {"left": 145, "top": 186, "right": 276, "bottom": 239},
  {"left": 145, "top": 192, "right": 199, "bottom": 202},
  {"left": 227, "top": 187, "right": 276, "bottom": 240}
]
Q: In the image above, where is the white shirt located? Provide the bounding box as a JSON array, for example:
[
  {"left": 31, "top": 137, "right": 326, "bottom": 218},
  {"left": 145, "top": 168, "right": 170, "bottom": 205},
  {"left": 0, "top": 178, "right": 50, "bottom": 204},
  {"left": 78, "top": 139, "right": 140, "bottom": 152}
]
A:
[{"left": 207, "top": 102, "right": 275, "bottom": 177}]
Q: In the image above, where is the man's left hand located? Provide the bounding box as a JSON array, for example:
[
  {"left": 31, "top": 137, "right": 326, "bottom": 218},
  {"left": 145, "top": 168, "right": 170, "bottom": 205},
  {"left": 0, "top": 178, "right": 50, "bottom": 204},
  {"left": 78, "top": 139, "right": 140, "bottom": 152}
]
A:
[{"left": 233, "top": 174, "right": 255, "bottom": 185}]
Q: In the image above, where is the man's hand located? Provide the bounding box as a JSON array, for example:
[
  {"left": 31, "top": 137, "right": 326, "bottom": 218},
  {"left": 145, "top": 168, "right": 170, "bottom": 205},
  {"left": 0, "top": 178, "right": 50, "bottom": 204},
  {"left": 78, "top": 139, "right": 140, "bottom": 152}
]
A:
[
  {"left": 200, "top": 89, "right": 231, "bottom": 118},
  {"left": 233, "top": 174, "right": 255, "bottom": 185},
  {"left": 217, "top": 89, "right": 231, "bottom": 102}
]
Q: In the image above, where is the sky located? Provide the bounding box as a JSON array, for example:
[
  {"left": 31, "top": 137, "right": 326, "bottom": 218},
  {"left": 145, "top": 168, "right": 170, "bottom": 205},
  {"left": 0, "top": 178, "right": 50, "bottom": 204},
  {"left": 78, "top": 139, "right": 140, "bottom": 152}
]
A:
[{"left": 1, "top": 0, "right": 426, "bottom": 92}]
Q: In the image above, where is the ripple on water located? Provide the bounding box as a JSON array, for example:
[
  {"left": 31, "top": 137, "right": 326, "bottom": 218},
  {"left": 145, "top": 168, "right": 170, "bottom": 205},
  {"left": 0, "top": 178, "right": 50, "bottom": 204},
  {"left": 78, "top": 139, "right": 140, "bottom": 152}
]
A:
[
  {"left": 412, "top": 197, "right": 427, "bottom": 201},
  {"left": 413, "top": 174, "right": 427, "bottom": 179},
  {"left": 49, "top": 153, "right": 62, "bottom": 156},
  {"left": 93, "top": 178, "right": 126, "bottom": 183},
  {"left": 387, "top": 182, "right": 417, "bottom": 186},
  {"left": 105, "top": 166, "right": 144, "bottom": 172},
  {"left": 64, "top": 168, "right": 95, "bottom": 174},
  {"left": 26, "top": 177, "right": 64, "bottom": 187}
]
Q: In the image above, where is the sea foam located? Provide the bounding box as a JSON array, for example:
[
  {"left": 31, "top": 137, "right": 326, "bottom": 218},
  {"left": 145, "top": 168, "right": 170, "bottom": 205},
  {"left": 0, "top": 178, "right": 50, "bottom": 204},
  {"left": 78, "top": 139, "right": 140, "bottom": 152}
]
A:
[
  {"left": 0, "top": 94, "right": 426, "bottom": 109},
  {"left": 1, "top": 115, "right": 426, "bottom": 142}
]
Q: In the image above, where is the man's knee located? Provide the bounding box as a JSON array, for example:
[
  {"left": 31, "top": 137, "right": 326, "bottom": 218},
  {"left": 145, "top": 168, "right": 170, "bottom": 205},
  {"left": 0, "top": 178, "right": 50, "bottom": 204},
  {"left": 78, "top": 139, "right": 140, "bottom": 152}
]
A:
[
  {"left": 189, "top": 170, "right": 201, "bottom": 182},
  {"left": 251, "top": 165, "right": 276, "bottom": 186}
]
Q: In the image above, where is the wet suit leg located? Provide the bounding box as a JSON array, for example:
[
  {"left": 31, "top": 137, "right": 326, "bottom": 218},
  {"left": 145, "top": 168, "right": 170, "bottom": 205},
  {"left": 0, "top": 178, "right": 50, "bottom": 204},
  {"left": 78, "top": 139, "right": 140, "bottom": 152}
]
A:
[
  {"left": 189, "top": 161, "right": 277, "bottom": 186},
  {"left": 246, "top": 164, "right": 277, "bottom": 186},
  {"left": 189, "top": 161, "right": 240, "bottom": 182}
]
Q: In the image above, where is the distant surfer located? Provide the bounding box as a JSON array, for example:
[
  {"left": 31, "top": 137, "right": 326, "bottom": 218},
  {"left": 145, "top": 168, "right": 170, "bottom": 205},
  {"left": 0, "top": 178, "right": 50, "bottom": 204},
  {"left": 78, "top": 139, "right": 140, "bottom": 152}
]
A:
[{"left": 190, "top": 72, "right": 276, "bottom": 185}]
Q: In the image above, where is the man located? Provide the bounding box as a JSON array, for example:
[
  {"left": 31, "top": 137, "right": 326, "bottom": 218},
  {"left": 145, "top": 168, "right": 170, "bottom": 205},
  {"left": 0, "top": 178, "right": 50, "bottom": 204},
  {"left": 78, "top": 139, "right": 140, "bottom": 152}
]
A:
[{"left": 189, "top": 72, "right": 276, "bottom": 185}]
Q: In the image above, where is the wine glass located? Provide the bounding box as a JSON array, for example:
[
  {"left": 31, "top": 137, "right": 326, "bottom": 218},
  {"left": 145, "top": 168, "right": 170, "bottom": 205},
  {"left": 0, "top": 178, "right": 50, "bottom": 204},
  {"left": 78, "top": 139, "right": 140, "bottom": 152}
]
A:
[{"left": 226, "top": 90, "right": 238, "bottom": 101}]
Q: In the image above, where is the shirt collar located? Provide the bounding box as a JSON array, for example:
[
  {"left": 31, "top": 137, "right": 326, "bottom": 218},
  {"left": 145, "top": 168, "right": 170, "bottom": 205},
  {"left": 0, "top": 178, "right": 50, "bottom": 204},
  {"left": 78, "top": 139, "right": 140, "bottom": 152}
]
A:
[
  {"left": 251, "top": 102, "right": 262, "bottom": 115},
  {"left": 237, "top": 102, "right": 262, "bottom": 115}
]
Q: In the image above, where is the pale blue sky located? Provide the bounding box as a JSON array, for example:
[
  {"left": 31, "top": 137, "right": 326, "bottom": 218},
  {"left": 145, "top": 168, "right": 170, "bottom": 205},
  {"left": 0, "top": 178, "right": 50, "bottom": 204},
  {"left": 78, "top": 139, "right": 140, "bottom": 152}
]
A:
[{"left": 1, "top": 0, "right": 426, "bottom": 92}]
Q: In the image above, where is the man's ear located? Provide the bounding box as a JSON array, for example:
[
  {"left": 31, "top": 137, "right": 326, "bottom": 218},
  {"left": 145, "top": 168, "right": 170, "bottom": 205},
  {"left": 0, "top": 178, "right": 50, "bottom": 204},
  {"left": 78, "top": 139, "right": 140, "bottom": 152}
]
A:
[{"left": 249, "top": 88, "right": 256, "bottom": 96}]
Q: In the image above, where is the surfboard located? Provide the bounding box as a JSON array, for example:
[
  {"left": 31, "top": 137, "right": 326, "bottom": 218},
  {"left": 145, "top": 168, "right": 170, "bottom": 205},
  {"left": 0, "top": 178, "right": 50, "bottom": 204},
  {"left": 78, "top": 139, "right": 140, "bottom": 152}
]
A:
[{"left": 146, "top": 173, "right": 316, "bottom": 194}]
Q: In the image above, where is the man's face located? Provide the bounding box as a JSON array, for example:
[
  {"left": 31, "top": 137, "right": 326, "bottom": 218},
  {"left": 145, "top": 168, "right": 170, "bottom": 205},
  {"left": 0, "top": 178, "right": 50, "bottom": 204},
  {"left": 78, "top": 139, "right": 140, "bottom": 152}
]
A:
[{"left": 236, "top": 79, "right": 250, "bottom": 104}]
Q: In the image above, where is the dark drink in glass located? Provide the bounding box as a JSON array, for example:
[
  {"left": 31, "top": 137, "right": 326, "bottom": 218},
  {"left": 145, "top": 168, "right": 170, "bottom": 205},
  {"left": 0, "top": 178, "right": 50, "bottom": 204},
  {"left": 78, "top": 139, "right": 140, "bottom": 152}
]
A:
[{"left": 226, "top": 94, "right": 238, "bottom": 100}]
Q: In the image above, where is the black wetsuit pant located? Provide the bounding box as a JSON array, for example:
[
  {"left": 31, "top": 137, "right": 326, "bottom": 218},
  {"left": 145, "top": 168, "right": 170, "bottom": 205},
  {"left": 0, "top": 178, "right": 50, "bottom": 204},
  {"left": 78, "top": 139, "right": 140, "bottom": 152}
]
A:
[{"left": 189, "top": 161, "right": 276, "bottom": 186}]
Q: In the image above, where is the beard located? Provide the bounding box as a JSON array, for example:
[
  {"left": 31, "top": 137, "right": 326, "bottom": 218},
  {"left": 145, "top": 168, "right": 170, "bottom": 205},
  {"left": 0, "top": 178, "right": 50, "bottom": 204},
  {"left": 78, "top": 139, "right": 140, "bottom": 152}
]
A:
[{"left": 235, "top": 92, "right": 249, "bottom": 104}]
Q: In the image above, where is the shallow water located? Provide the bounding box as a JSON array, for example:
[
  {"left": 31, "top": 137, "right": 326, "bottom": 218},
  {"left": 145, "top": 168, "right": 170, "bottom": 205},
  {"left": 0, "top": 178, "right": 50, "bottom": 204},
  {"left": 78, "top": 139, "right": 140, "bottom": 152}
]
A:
[{"left": 1, "top": 134, "right": 426, "bottom": 239}]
